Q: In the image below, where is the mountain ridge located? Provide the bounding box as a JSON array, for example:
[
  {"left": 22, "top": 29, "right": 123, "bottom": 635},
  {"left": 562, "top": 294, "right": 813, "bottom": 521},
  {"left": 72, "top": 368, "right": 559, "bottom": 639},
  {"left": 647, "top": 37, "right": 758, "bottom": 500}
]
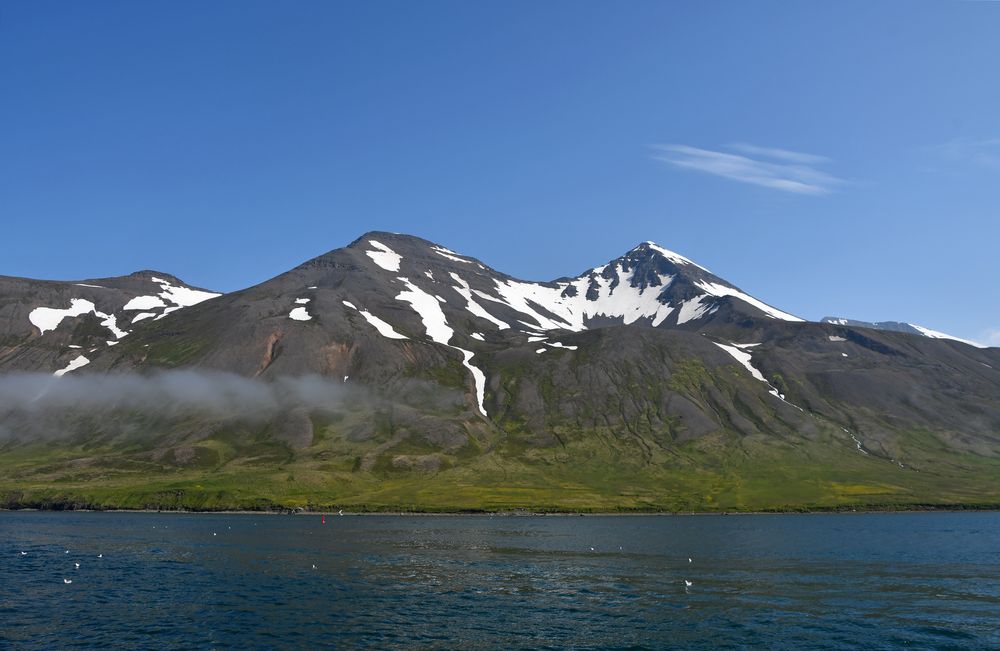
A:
[{"left": 0, "top": 231, "right": 997, "bottom": 512}]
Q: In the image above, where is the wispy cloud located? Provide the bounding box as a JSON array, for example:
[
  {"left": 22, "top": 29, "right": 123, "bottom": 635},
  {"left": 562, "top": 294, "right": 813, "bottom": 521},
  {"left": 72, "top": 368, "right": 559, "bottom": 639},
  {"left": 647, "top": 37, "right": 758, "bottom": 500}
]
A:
[
  {"left": 727, "top": 143, "right": 830, "bottom": 165},
  {"left": 931, "top": 137, "right": 1000, "bottom": 171},
  {"left": 650, "top": 143, "right": 843, "bottom": 195}
]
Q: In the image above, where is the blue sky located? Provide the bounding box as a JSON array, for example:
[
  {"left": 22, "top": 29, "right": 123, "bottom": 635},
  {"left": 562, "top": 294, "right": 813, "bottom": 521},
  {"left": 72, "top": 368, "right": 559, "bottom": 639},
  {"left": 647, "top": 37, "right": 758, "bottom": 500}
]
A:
[{"left": 2, "top": 1, "right": 998, "bottom": 345}]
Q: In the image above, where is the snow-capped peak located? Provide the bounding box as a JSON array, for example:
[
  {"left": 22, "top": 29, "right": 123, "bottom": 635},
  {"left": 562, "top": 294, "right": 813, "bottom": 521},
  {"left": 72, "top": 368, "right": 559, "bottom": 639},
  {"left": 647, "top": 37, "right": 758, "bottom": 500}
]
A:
[
  {"left": 640, "top": 241, "right": 712, "bottom": 273},
  {"left": 355, "top": 236, "right": 804, "bottom": 339}
]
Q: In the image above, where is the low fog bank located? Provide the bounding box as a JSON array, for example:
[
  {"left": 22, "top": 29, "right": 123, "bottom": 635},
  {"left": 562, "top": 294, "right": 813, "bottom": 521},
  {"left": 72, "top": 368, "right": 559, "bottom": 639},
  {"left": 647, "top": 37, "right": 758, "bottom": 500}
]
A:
[{"left": 0, "top": 370, "right": 357, "bottom": 422}]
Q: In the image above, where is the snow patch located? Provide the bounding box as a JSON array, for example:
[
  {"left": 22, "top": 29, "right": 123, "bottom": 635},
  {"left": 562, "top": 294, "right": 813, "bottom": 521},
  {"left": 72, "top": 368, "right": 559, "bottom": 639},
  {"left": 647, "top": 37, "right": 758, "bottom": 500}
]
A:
[
  {"left": 100, "top": 315, "right": 127, "bottom": 339},
  {"left": 545, "top": 342, "right": 578, "bottom": 350},
  {"left": 431, "top": 246, "right": 473, "bottom": 264},
  {"left": 151, "top": 277, "right": 220, "bottom": 308},
  {"left": 910, "top": 324, "right": 986, "bottom": 348},
  {"left": 676, "top": 297, "right": 716, "bottom": 325},
  {"left": 295, "top": 298, "right": 311, "bottom": 304},
  {"left": 470, "top": 332, "right": 485, "bottom": 341},
  {"left": 342, "top": 301, "right": 408, "bottom": 340},
  {"left": 30, "top": 299, "right": 126, "bottom": 339},
  {"left": 29, "top": 299, "right": 97, "bottom": 334},
  {"left": 54, "top": 355, "right": 90, "bottom": 377},
  {"left": 828, "top": 335, "right": 847, "bottom": 342},
  {"left": 472, "top": 262, "right": 678, "bottom": 331},
  {"left": 695, "top": 280, "right": 802, "bottom": 321},
  {"left": 713, "top": 342, "right": 798, "bottom": 407},
  {"left": 74, "top": 283, "right": 105, "bottom": 289},
  {"left": 449, "top": 273, "right": 510, "bottom": 330},
  {"left": 123, "top": 295, "right": 167, "bottom": 311},
  {"left": 365, "top": 240, "right": 402, "bottom": 272},
  {"left": 396, "top": 278, "right": 454, "bottom": 345},
  {"left": 535, "top": 348, "right": 546, "bottom": 354},
  {"left": 288, "top": 306, "right": 312, "bottom": 321},
  {"left": 395, "top": 278, "right": 487, "bottom": 416}
]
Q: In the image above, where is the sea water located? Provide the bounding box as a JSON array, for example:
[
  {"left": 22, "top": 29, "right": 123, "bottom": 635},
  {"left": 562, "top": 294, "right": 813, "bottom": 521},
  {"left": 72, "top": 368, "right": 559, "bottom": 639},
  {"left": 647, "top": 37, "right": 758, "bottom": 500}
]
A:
[{"left": 2, "top": 511, "right": 999, "bottom": 649}]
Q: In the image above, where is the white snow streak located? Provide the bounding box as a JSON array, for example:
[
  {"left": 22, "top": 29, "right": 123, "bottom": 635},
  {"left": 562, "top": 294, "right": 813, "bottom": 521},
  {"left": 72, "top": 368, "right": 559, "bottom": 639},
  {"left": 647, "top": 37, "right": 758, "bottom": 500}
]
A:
[
  {"left": 54, "top": 355, "right": 90, "bottom": 377},
  {"left": 694, "top": 280, "right": 802, "bottom": 321},
  {"left": 713, "top": 342, "right": 797, "bottom": 407},
  {"left": 395, "top": 278, "right": 487, "bottom": 416},
  {"left": 676, "top": 297, "right": 717, "bottom": 325},
  {"left": 449, "top": 273, "right": 510, "bottom": 330},
  {"left": 365, "top": 240, "right": 402, "bottom": 272},
  {"left": 122, "top": 295, "right": 166, "bottom": 311},
  {"left": 431, "top": 246, "right": 473, "bottom": 264},
  {"left": 288, "top": 307, "right": 312, "bottom": 321},
  {"left": 911, "top": 324, "right": 986, "bottom": 348},
  {"left": 150, "top": 277, "right": 220, "bottom": 307},
  {"left": 342, "top": 301, "right": 408, "bottom": 340},
  {"left": 100, "top": 314, "right": 127, "bottom": 339}
]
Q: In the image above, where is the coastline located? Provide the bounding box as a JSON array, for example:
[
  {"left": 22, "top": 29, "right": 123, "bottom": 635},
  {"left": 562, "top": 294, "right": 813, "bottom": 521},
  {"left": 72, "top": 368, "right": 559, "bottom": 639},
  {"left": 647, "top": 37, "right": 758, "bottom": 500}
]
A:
[{"left": 3, "top": 504, "right": 999, "bottom": 516}]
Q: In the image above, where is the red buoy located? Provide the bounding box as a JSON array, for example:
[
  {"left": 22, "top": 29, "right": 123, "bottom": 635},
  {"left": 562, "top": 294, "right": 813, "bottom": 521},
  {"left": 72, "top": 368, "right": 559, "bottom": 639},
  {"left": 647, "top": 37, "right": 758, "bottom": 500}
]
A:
[{"left": 321, "top": 515, "right": 326, "bottom": 525}]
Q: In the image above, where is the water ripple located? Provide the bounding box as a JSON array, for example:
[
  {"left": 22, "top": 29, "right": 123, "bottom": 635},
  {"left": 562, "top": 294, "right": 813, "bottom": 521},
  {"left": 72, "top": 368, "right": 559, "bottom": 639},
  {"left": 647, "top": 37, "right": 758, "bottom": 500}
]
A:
[{"left": 2, "top": 512, "right": 999, "bottom": 649}]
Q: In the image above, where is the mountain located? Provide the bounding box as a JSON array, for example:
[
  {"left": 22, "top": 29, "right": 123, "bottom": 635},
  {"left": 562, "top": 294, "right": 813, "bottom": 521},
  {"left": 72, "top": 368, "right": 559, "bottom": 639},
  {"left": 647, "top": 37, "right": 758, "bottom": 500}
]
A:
[
  {"left": 1, "top": 233, "right": 998, "bottom": 513},
  {"left": 821, "top": 317, "right": 985, "bottom": 348},
  {"left": 0, "top": 271, "right": 220, "bottom": 374}
]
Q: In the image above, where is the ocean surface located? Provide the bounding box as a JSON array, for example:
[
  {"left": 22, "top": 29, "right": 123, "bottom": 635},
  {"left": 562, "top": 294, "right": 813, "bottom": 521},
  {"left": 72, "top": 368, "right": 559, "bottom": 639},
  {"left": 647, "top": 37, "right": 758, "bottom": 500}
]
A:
[{"left": 1, "top": 511, "right": 999, "bottom": 649}]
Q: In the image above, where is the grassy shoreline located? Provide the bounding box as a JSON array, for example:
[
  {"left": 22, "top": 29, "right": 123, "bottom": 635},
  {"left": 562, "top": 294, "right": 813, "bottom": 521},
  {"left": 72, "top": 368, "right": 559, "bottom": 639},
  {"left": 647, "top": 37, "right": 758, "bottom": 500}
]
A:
[{"left": 3, "top": 502, "right": 999, "bottom": 515}]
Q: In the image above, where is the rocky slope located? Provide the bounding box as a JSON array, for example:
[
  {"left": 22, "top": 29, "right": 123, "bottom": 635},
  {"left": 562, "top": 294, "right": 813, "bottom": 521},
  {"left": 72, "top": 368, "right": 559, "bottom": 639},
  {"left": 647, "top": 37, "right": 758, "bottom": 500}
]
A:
[
  {"left": 0, "top": 271, "right": 219, "bottom": 375},
  {"left": 1, "top": 233, "right": 998, "bottom": 512},
  {"left": 821, "top": 316, "right": 985, "bottom": 348}
]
